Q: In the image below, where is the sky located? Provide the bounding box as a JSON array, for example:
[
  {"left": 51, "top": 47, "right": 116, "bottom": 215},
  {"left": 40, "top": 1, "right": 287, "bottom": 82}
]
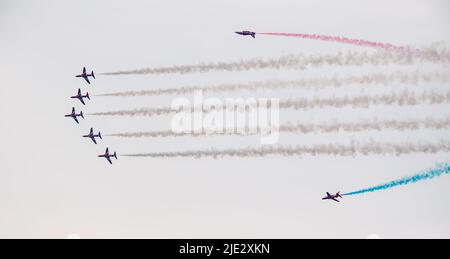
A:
[{"left": 0, "top": 0, "right": 450, "bottom": 239}]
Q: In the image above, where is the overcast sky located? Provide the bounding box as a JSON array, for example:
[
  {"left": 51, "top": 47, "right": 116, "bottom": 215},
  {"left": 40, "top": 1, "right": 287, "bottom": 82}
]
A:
[{"left": 1, "top": 0, "right": 450, "bottom": 238}]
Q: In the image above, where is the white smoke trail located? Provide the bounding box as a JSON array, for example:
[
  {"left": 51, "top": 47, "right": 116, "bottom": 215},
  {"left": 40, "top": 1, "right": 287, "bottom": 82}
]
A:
[
  {"left": 89, "top": 107, "right": 175, "bottom": 117},
  {"left": 100, "top": 48, "right": 448, "bottom": 76},
  {"left": 107, "top": 117, "right": 450, "bottom": 138},
  {"left": 97, "top": 71, "right": 450, "bottom": 97},
  {"left": 279, "top": 90, "right": 450, "bottom": 110},
  {"left": 89, "top": 90, "right": 450, "bottom": 117},
  {"left": 122, "top": 140, "right": 450, "bottom": 159}
]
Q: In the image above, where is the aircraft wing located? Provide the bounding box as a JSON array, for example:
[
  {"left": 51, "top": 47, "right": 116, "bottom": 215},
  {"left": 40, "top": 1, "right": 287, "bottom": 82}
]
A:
[
  {"left": 106, "top": 156, "right": 113, "bottom": 164},
  {"left": 80, "top": 98, "right": 86, "bottom": 105},
  {"left": 73, "top": 116, "right": 79, "bottom": 124},
  {"left": 332, "top": 198, "right": 340, "bottom": 202},
  {"left": 90, "top": 136, "right": 97, "bottom": 144},
  {"left": 84, "top": 76, "right": 91, "bottom": 84}
]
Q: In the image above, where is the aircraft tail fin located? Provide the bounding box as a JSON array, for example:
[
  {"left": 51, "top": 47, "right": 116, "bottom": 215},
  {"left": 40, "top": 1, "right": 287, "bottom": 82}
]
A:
[
  {"left": 98, "top": 132, "right": 102, "bottom": 139},
  {"left": 252, "top": 33, "right": 256, "bottom": 38},
  {"left": 114, "top": 152, "right": 117, "bottom": 159},
  {"left": 86, "top": 92, "right": 90, "bottom": 100},
  {"left": 91, "top": 71, "right": 95, "bottom": 79},
  {"left": 80, "top": 111, "right": 84, "bottom": 119}
]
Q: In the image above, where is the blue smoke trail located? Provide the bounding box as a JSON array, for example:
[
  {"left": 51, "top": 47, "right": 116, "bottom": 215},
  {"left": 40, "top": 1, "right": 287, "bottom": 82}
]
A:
[{"left": 343, "top": 163, "right": 450, "bottom": 196}]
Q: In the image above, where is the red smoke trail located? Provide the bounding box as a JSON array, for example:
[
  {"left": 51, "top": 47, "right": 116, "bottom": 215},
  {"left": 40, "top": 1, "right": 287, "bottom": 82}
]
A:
[
  {"left": 258, "top": 32, "right": 450, "bottom": 63},
  {"left": 258, "top": 32, "right": 407, "bottom": 51}
]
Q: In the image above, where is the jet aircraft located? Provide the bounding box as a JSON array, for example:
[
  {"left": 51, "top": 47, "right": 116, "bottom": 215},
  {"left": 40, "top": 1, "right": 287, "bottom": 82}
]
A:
[
  {"left": 65, "top": 107, "right": 84, "bottom": 124},
  {"left": 98, "top": 148, "right": 117, "bottom": 164},
  {"left": 83, "top": 128, "right": 102, "bottom": 144},
  {"left": 235, "top": 31, "right": 256, "bottom": 38},
  {"left": 322, "top": 192, "right": 343, "bottom": 203},
  {"left": 71, "top": 88, "right": 90, "bottom": 105},
  {"left": 76, "top": 67, "right": 95, "bottom": 84}
]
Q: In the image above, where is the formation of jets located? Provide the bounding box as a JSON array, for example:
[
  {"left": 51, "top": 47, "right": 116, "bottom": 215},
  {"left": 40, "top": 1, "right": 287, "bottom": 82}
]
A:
[
  {"left": 235, "top": 30, "right": 256, "bottom": 38},
  {"left": 322, "top": 192, "right": 343, "bottom": 203},
  {"left": 66, "top": 67, "right": 118, "bottom": 164},
  {"left": 68, "top": 52, "right": 342, "bottom": 198}
]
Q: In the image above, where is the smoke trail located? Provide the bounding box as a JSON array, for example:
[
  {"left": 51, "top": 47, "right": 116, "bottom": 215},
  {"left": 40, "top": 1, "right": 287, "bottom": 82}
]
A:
[
  {"left": 89, "top": 90, "right": 450, "bottom": 117},
  {"left": 343, "top": 163, "right": 450, "bottom": 196},
  {"left": 100, "top": 48, "right": 447, "bottom": 76},
  {"left": 107, "top": 117, "right": 450, "bottom": 138},
  {"left": 258, "top": 32, "right": 408, "bottom": 51},
  {"left": 278, "top": 90, "right": 450, "bottom": 110},
  {"left": 97, "top": 71, "right": 450, "bottom": 97},
  {"left": 258, "top": 33, "right": 449, "bottom": 62},
  {"left": 122, "top": 140, "right": 450, "bottom": 159},
  {"left": 89, "top": 107, "right": 175, "bottom": 117}
]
